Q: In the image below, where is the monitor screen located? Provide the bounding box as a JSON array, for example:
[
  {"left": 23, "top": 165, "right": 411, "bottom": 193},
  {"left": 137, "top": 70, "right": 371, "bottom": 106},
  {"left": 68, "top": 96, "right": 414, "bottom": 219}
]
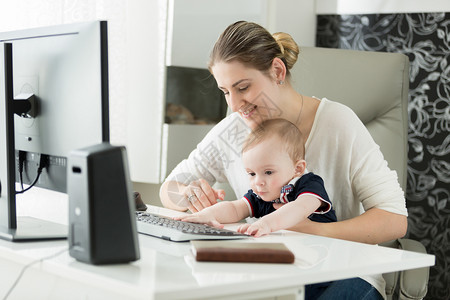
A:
[{"left": 0, "top": 21, "right": 109, "bottom": 241}]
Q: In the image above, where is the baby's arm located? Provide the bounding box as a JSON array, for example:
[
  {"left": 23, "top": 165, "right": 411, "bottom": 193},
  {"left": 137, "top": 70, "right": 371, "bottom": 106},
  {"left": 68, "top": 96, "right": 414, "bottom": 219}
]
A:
[
  {"left": 175, "top": 198, "right": 250, "bottom": 228},
  {"left": 240, "top": 195, "right": 321, "bottom": 237}
]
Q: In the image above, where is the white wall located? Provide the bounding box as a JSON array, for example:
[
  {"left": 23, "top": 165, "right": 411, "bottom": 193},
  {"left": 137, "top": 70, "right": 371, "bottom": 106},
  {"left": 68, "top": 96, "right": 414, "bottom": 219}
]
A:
[
  {"left": 166, "top": 0, "right": 317, "bottom": 69},
  {"left": 316, "top": 0, "right": 450, "bottom": 14},
  {"left": 166, "top": 0, "right": 267, "bottom": 68},
  {"left": 267, "top": 0, "right": 317, "bottom": 47},
  {"left": 125, "top": 0, "right": 167, "bottom": 183}
]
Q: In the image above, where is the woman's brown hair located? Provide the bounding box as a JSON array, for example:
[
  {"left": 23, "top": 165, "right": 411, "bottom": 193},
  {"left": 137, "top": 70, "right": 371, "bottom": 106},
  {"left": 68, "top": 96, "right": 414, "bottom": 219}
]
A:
[{"left": 208, "top": 21, "right": 299, "bottom": 78}]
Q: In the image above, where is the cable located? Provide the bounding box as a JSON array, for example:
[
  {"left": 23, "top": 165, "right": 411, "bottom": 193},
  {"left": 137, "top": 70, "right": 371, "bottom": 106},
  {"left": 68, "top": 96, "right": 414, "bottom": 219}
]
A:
[
  {"left": 16, "top": 154, "right": 49, "bottom": 194},
  {"left": 2, "top": 247, "right": 69, "bottom": 300},
  {"left": 18, "top": 151, "right": 27, "bottom": 190}
]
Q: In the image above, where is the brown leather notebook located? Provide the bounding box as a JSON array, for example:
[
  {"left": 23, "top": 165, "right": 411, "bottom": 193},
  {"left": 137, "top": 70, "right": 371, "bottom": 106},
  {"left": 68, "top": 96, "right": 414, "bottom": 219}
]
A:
[{"left": 191, "top": 241, "right": 295, "bottom": 264}]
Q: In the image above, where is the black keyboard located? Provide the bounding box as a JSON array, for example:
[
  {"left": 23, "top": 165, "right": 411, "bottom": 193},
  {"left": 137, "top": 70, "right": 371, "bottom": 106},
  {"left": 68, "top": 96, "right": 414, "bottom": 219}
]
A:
[{"left": 135, "top": 211, "right": 249, "bottom": 242}]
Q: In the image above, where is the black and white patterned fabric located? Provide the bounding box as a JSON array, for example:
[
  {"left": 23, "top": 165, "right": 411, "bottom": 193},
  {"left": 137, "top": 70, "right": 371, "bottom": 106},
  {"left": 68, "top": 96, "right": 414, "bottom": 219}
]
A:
[{"left": 316, "top": 12, "right": 449, "bottom": 300}]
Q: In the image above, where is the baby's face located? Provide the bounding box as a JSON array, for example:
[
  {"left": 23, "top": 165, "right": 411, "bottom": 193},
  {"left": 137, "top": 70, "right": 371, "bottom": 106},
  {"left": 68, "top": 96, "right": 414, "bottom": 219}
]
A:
[{"left": 242, "top": 137, "right": 298, "bottom": 202}]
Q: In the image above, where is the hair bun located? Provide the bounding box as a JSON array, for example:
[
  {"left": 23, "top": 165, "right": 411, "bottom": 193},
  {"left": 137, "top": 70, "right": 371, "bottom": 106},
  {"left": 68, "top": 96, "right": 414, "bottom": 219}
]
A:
[{"left": 273, "top": 32, "right": 299, "bottom": 70}]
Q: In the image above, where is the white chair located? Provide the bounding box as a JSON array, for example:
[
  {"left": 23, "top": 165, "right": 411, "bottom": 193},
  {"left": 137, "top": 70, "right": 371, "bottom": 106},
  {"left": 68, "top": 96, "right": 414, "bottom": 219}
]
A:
[{"left": 292, "top": 47, "right": 429, "bottom": 300}]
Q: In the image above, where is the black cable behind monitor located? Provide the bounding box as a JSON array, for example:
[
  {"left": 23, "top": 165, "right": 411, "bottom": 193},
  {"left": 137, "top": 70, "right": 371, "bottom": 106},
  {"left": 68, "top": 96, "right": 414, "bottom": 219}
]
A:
[
  {"left": 16, "top": 154, "right": 49, "bottom": 194},
  {"left": 17, "top": 150, "right": 26, "bottom": 190}
]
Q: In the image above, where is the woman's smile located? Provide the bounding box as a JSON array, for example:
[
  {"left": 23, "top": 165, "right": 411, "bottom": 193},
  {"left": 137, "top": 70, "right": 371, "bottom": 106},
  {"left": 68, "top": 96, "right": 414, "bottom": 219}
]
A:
[{"left": 240, "top": 104, "right": 257, "bottom": 118}]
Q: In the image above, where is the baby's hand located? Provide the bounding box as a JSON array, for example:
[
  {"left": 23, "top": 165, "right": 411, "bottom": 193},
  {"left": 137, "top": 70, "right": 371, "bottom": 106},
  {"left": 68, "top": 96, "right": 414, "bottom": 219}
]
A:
[
  {"left": 237, "top": 220, "right": 271, "bottom": 237},
  {"left": 173, "top": 212, "right": 224, "bottom": 229},
  {"left": 237, "top": 223, "right": 251, "bottom": 234}
]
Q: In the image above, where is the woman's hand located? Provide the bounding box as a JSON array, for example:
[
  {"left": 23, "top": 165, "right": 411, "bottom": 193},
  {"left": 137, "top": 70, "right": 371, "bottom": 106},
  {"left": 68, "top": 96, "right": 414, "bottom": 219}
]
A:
[
  {"left": 184, "top": 179, "right": 225, "bottom": 213},
  {"left": 160, "top": 179, "right": 225, "bottom": 212}
]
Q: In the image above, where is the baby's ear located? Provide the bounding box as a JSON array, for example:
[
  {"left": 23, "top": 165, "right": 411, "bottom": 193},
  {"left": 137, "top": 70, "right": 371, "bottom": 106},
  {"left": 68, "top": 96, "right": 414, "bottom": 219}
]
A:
[{"left": 294, "top": 159, "right": 306, "bottom": 176}]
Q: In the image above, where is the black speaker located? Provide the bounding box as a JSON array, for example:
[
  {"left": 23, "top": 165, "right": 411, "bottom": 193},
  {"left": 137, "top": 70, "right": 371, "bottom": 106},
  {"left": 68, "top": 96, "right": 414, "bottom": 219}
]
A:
[{"left": 68, "top": 143, "right": 140, "bottom": 264}]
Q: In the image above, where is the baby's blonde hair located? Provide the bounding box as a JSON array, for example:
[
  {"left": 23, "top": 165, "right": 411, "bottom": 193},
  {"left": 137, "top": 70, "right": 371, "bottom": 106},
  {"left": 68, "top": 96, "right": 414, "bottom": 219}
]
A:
[{"left": 242, "top": 119, "right": 305, "bottom": 162}]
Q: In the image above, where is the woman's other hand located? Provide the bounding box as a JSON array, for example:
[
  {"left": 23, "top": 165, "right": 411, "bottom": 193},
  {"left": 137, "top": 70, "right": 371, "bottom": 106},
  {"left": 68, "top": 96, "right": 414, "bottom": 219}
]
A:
[{"left": 274, "top": 202, "right": 407, "bottom": 244}]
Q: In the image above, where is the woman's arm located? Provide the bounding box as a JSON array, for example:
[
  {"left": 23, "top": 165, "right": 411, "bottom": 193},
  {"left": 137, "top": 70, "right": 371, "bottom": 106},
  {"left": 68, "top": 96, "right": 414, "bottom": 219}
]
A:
[
  {"left": 160, "top": 115, "right": 244, "bottom": 212},
  {"left": 160, "top": 180, "right": 188, "bottom": 211},
  {"left": 299, "top": 101, "right": 408, "bottom": 244},
  {"left": 285, "top": 207, "right": 407, "bottom": 244}
]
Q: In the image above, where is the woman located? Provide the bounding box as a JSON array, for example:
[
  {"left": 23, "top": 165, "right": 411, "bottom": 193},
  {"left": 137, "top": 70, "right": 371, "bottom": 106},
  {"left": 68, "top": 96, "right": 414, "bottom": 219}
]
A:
[{"left": 160, "top": 21, "right": 407, "bottom": 299}]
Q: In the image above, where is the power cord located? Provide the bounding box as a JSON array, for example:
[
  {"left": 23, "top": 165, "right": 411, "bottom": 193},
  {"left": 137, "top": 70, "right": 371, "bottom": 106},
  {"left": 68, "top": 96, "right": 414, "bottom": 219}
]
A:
[
  {"left": 2, "top": 246, "right": 70, "bottom": 300},
  {"left": 16, "top": 154, "right": 49, "bottom": 194}
]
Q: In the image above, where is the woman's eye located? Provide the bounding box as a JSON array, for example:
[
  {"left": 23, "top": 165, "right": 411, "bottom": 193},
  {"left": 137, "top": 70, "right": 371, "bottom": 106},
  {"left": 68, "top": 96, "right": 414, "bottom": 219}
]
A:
[{"left": 239, "top": 86, "right": 249, "bottom": 92}]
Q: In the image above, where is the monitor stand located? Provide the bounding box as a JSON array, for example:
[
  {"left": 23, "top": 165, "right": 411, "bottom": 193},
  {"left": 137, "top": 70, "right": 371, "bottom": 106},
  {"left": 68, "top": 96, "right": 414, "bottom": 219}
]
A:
[{"left": 0, "top": 216, "right": 67, "bottom": 242}]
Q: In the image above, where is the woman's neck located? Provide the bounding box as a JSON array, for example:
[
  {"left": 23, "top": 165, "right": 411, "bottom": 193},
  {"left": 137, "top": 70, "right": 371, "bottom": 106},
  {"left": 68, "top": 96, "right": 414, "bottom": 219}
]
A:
[
  {"left": 299, "top": 95, "right": 320, "bottom": 141},
  {"left": 281, "top": 88, "right": 319, "bottom": 141}
]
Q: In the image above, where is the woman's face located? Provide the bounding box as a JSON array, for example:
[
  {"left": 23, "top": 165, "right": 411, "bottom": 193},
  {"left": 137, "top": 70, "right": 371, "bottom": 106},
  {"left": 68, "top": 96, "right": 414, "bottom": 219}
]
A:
[{"left": 212, "top": 60, "right": 279, "bottom": 129}]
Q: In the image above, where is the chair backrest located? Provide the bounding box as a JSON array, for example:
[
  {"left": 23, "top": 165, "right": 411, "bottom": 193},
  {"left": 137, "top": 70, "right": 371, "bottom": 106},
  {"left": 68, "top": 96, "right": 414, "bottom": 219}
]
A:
[
  {"left": 290, "top": 47, "right": 409, "bottom": 191},
  {"left": 291, "top": 47, "right": 414, "bottom": 299}
]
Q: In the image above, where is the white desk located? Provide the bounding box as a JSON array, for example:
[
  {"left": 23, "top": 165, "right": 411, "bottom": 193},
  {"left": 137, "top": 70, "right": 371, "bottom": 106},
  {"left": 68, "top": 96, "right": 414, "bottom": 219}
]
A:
[{"left": 0, "top": 205, "right": 435, "bottom": 300}]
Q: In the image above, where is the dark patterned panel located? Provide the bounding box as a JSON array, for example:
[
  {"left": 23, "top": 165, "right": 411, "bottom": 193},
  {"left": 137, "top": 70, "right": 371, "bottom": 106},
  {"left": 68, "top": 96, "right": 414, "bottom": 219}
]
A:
[{"left": 317, "top": 13, "right": 449, "bottom": 300}]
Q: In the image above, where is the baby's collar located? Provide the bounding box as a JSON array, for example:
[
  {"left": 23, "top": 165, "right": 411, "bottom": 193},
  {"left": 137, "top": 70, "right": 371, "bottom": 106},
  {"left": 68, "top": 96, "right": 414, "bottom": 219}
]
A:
[{"left": 272, "top": 176, "right": 302, "bottom": 203}]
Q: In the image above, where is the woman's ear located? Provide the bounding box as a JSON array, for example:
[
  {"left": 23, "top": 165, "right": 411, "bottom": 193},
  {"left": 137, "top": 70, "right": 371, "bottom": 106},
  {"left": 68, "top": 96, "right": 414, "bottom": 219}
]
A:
[
  {"left": 272, "top": 57, "right": 287, "bottom": 83},
  {"left": 294, "top": 159, "right": 306, "bottom": 176}
]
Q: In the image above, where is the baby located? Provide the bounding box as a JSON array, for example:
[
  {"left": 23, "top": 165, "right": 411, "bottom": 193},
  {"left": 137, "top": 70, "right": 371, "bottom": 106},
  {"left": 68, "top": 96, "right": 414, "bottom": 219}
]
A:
[{"left": 176, "top": 118, "right": 336, "bottom": 236}]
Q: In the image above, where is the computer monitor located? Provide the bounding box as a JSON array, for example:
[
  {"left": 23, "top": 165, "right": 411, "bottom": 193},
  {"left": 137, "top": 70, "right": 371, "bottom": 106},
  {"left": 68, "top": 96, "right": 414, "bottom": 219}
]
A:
[{"left": 0, "top": 21, "right": 109, "bottom": 241}]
